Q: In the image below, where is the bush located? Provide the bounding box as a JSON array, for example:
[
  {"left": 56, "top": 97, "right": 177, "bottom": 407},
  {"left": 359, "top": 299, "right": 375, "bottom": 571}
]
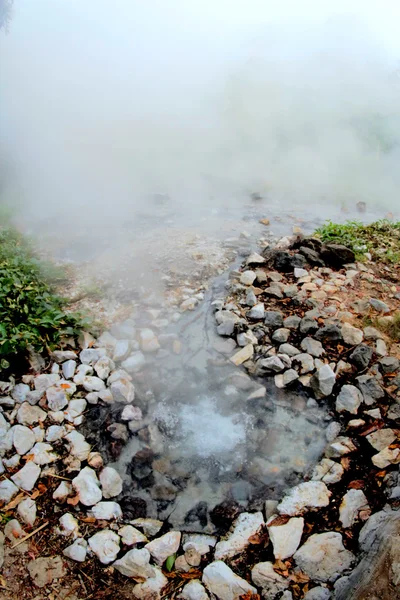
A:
[{"left": 0, "top": 226, "right": 87, "bottom": 368}]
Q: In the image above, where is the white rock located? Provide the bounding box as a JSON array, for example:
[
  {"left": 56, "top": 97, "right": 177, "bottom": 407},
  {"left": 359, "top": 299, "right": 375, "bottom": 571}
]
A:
[
  {"left": 34, "top": 373, "right": 60, "bottom": 392},
  {"left": 121, "top": 405, "right": 142, "bottom": 421},
  {"left": 131, "top": 518, "right": 163, "bottom": 537},
  {"left": 64, "top": 399, "right": 87, "bottom": 422},
  {"left": 248, "top": 302, "right": 265, "bottom": 320},
  {"left": 214, "top": 512, "right": 264, "bottom": 560},
  {"left": 82, "top": 376, "right": 105, "bottom": 392},
  {"left": 53, "top": 481, "right": 73, "bottom": 502},
  {"left": 119, "top": 525, "right": 148, "bottom": 545},
  {"left": 88, "top": 452, "right": 103, "bottom": 469},
  {"left": 113, "top": 340, "right": 131, "bottom": 362},
  {"left": 312, "top": 459, "right": 344, "bottom": 484},
  {"left": 79, "top": 348, "right": 106, "bottom": 364},
  {"left": 277, "top": 482, "right": 331, "bottom": 515},
  {"left": 310, "top": 365, "right": 336, "bottom": 398},
  {"left": 294, "top": 268, "right": 308, "bottom": 278},
  {"left": 32, "top": 426, "right": 45, "bottom": 442},
  {"left": 301, "top": 338, "right": 325, "bottom": 357},
  {"left": 62, "top": 360, "right": 76, "bottom": 380},
  {"left": 63, "top": 538, "right": 87, "bottom": 562},
  {"left": 366, "top": 428, "right": 396, "bottom": 451},
  {"left": 375, "top": 339, "right": 387, "bottom": 357},
  {"left": 240, "top": 270, "right": 257, "bottom": 286},
  {"left": 251, "top": 561, "right": 289, "bottom": 597},
  {"left": 267, "top": 516, "right": 304, "bottom": 560},
  {"left": 52, "top": 350, "right": 78, "bottom": 363},
  {"left": 88, "top": 529, "right": 120, "bottom": 564},
  {"left": 86, "top": 392, "right": 99, "bottom": 405},
  {"left": 72, "top": 466, "right": 102, "bottom": 506},
  {"left": 17, "top": 403, "right": 46, "bottom": 426},
  {"left": 336, "top": 385, "right": 362, "bottom": 415},
  {"left": 293, "top": 532, "right": 354, "bottom": 582},
  {"left": 48, "top": 410, "right": 65, "bottom": 423},
  {"left": 12, "top": 383, "right": 29, "bottom": 402},
  {"left": 11, "top": 460, "right": 41, "bottom": 491},
  {"left": 30, "top": 442, "right": 58, "bottom": 465},
  {"left": 58, "top": 513, "right": 80, "bottom": 538},
  {"left": 100, "top": 466, "right": 123, "bottom": 498},
  {"left": 145, "top": 531, "right": 181, "bottom": 565},
  {"left": 113, "top": 548, "right": 154, "bottom": 579},
  {"left": 371, "top": 447, "right": 400, "bottom": 468},
  {"left": 0, "top": 479, "right": 19, "bottom": 502},
  {"left": 132, "top": 567, "right": 168, "bottom": 599},
  {"left": 46, "top": 386, "right": 68, "bottom": 411},
  {"left": 94, "top": 356, "right": 115, "bottom": 380},
  {"left": 203, "top": 561, "right": 257, "bottom": 600},
  {"left": 293, "top": 353, "right": 314, "bottom": 374},
  {"left": 17, "top": 497, "right": 36, "bottom": 526},
  {"left": 339, "top": 489, "right": 370, "bottom": 528},
  {"left": 12, "top": 424, "right": 35, "bottom": 455},
  {"left": 180, "top": 580, "right": 209, "bottom": 600},
  {"left": 110, "top": 379, "right": 135, "bottom": 404},
  {"left": 3, "top": 454, "right": 20, "bottom": 469},
  {"left": 46, "top": 425, "right": 66, "bottom": 442},
  {"left": 91, "top": 501, "right": 122, "bottom": 520},
  {"left": 65, "top": 430, "right": 91, "bottom": 460},
  {"left": 246, "top": 252, "right": 265, "bottom": 265},
  {"left": 341, "top": 323, "right": 363, "bottom": 345},
  {"left": 229, "top": 344, "right": 254, "bottom": 366}
]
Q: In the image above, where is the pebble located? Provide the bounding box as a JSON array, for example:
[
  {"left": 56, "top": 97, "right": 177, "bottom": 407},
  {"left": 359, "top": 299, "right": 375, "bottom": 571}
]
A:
[
  {"left": 247, "top": 303, "right": 265, "bottom": 320},
  {"left": 17, "top": 497, "right": 36, "bottom": 526},
  {"left": 17, "top": 403, "right": 46, "bottom": 426},
  {"left": 372, "top": 447, "right": 400, "bottom": 468},
  {"left": 279, "top": 343, "right": 300, "bottom": 356},
  {"left": 72, "top": 466, "right": 102, "bottom": 506},
  {"left": 58, "top": 513, "right": 80, "bottom": 538},
  {"left": 312, "top": 459, "right": 344, "bottom": 484},
  {"left": 91, "top": 501, "right": 122, "bottom": 520},
  {"left": 277, "top": 481, "right": 331, "bottom": 515},
  {"left": 203, "top": 561, "right": 257, "bottom": 600},
  {"left": 145, "top": 531, "right": 181, "bottom": 565},
  {"left": 240, "top": 270, "right": 257, "bottom": 285},
  {"left": 113, "top": 339, "right": 131, "bottom": 362},
  {"left": 30, "top": 442, "right": 58, "bottom": 465},
  {"left": 284, "top": 315, "right": 301, "bottom": 329},
  {"left": 356, "top": 375, "right": 384, "bottom": 405},
  {"left": 65, "top": 398, "right": 87, "bottom": 422},
  {"left": 11, "top": 460, "right": 41, "bottom": 491},
  {"left": 301, "top": 337, "right": 325, "bottom": 357},
  {"left": 62, "top": 360, "right": 76, "bottom": 380},
  {"left": 132, "top": 567, "right": 168, "bottom": 599},
  {"left": 46, "top": 386, "right": 68, "bottom": 411},
  {"left": 366, "top": 428, "right": 396, "bottom": 451},
  {"left": 0, "top": 479, "right": 19, "bottom": 502},
  {"left": 272, "top": 328, "right": 290, "bottom": 343},
  {"left": 121, "top": 352, "right": 146, "bottom": 373},
  {"left": 303, "top": 587, "right": 331, "bottom": 600},
  {"left": 229, "top": 344, "right": 254, "bottom": 366},
  {"left": 339, "top": 489, "right": 370, "bottom": 528},
  {"left": 88, "top": 529, "right": 120, "bottom": 564},
  {"left": 131, "top": 518, "right": 163, "bottom": 537},
  {"left": 341, "top": 323, "right": 364, "bottom": 345},
  {"left": 310, "top": 365, "right": 336, "bottom": 398},
  {"left": 327, "top": 437, "right": 357, "bottom": 457},
  {"left": 53, "top": 481, "right": 73, "bottom": 502},
  {"left": 363, "top": 326, "right": 382, "bottom": 340},
  {"left": 214, "top": 512, "right": 264, "bottom": 560},
  {"left": 82, "top": 376, "right": 105, "bottom": 392},
  {"left": 12, "top": 424, "right": 35, "bottom": 455},
  {"left": 336, "top": 385, "right": 362, "bottom": 414},
  {"left": 27, "top": 556, "right": 66, "bottom": 588},
  {"left": 237, "top": 331, "right": 258, "bottom": 347},
  {"left": 251, "top": 561, "right": 289, "bottom": 597},
  {"left": 118, "top": 525, "right": 148, "bottom": 545},
  {"left": 294, "top": 532, "right": 354, "bottom": 582},
  {"left": 63, "top": 538, "right": 88, "bottom": 562},
  {"left": 369, "top": 298, "right": 390, "bottom": 313},
  {"left": 267, "top": 516, "right": 304, "bottom": 559},
  {"left": 180, "top": 580, "right": 209, "bottom": 600},
  {"left": 65, "top": 430, "right": 91, "bottom": 460},
  {"left": 264, "top": 311, "right": 284, "bottom": 328},
  {"left": 293, "top": 353, "right": 314, "bottom": 374}
]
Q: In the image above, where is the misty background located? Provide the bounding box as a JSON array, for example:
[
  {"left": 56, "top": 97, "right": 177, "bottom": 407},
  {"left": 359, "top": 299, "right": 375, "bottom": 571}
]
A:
[{"left": 0, "top": 0, "right": 400, "bottom": 236}]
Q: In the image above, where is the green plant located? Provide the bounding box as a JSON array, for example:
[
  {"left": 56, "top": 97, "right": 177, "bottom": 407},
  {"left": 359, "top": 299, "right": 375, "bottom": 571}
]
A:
[
  {"left": 314, "top": 219, "right": 400, "bottom": 263},
  {"left": 0, "top": 226, "right": 88, "bottom": 369}
]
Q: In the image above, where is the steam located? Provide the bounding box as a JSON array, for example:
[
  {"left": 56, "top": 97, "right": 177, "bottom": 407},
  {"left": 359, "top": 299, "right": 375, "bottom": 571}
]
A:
[{"left": 1, "top": 1, "right": 400, "bottom": 230}]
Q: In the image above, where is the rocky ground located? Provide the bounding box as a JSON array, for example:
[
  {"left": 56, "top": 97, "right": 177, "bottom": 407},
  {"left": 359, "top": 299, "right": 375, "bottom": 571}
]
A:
[{"left": 0, "top": 227, "right": 399, "bottom": 600}]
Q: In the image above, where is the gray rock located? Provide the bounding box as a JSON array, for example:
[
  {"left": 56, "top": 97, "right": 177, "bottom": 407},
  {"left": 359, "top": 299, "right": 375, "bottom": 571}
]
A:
[
  {"left": 315, "top": 325, "right": 342, "bottom": 342},
  {"left": 52, "top": 350, "right": 78, "bottom": 363},
  {"left": 303, "top": 587, "right": 331, "bottom": 600},
  {"left": 12, "top": 424, "right": 35, "bottom": 455},
  {"left": 301, "top": 337, "right": 325, "bottom": 357},
  {"left": 366, "top": 428, "right": 396, "bottom": 451},
  {"left": 293, "top": 353, "right": 314, "bottom": 374},
  {"left": 283, "top": 315, "right": 301, "bottom": 329},
  {"left": 341, "top": 323, "right": 364, "bottom": 345},
  {"left": 62, "top": 360, "right": 76, "bottom": 380},
  {"left": 369, "top": 298, "right": 390, "bottom": 313},
  {"left": 379, "top": 356, "right": 400, "bottom": 374},
  {"left": 11, "top": 383, "right": 29, "bottom": 403},
  {"left": 356, "top": 375, "right": 384, "bottom": 405},
  {"left": 272, "top": 328, "right": 290, "bottom": 343},
  {"left": 180, "top": 580, "right": 209, "bottom": 600},
  {"left": 350, "top": 345, "right": 373, "bottom": 370},
  {"left": 363, "top": 326, "right": 383, "bottom": 340},
  {"left": 264, "top": 311, "right": 284, "bottom": 328},
  {"left": 247, "top": 303, "right": 265, "bottom": 320},
  {"left": 113, "top": 548, "right": 154, "bottom": 579},
  {"left": 107, "top": 423, "right": 128, "bottom": 441},
  {"left": 336, "top": 385, "right": 363, "bottom": 414},
  {"left": 325, "top": 421, "right": 342, "bottom": 442},
  {"left": 265, "top": 283, "right": 283, "bottom": 299},
  {"left": 375, "top": 338, "right": 388, "bottom": 357},
  {"left": 121, "top": 352, "right": 146, "bottom": 372},
  {"left": 113, "top": 339, "right": 131, "bottom": 362},
  {"left": 282, "top": 369, "right": 299, "bottom": 386},
  {"left": 300, "top": 317, "right": 319, "bottom": 335},
  {"left": 240, "top": 270, "right": 257, "bottom": 285},
  {"left": 294, "top": 532, "right": 354, "bottom": 582},
  {"left": 110, "top": 379, "right": 135, "bottom": 404},
  {"left": 79, "top": 348, "right": 106, "bottom": 364},
  {"left": 251, "top": 561, "right": 289, "bottom": 597},
  {"left": 310, "top": 365, "right": 336, "bottom": 398},
  {"left": 339, "top": 489, "right": 369, "bottom": 528},
  {"left": 277, "top": 481, "right": 331, "bottom": 515},
  {"left": 245, "top": 288, "right": 257, "bottom": 307},
  {"left": 203, "top": 561, "right": 257, "bottom": 600},
  {"left": 256, "top": 356, "right": 285, "bottom": 373},
  {"left": 278, "top": 343, "right": 300, "bottom": 356}
]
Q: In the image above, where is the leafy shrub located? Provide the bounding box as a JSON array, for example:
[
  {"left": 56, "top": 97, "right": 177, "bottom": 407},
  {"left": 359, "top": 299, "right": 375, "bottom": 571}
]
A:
[{"left": 0, "top": 226, "right": 87, "bottom": 366}]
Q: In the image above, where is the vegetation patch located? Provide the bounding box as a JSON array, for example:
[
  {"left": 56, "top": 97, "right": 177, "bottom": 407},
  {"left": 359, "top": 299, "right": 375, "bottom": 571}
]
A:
[
  {"left": 0, "top": 226, "right": 88, "bottom": 370},
  {"left": 314, "top": 219, "right": 400, "bottom": 263}
]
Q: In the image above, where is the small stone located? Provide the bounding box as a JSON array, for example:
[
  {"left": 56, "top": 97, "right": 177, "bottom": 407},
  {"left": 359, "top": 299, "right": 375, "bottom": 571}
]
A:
[
  {"left": 369, "top": 298, "right": 390, "bottom": 313},
  {"left": 245, "top": 288, "right": 257, "bottom": 306},
  {"left": 63, "top": 538, "right": 87, "bottom": 562},
  {"left": 185, "top": 547, "right": 201, "bottom": 567},
  {"left": 180, "top": 580, "right": 209, "bottom": 600},
  {"left": 293, "top": 353, "right": 314, "bottom": 374},
  {"left": 272, "top": 328, "right": 290, "bottom": 343},
  {"left": 88, "top": 530, "right": 120, "bottom": 564},
  {"left": 131, "top": 518, "right": 163, "bottom": 537},
  {"left": 52, "top": 350, "right": 78, "bottom": 363},
  {"left": 326, "top": 437, "right": 357, "bottom": 457},
  {"left": 94, "top": 356, "right": 115, "bottom": 379},
  {"left": 336, "top": 385, "right": 362, "bottom": 414},
  {"left": 341, "top": 323, "right": 363, "bottom": 345},
  {"left": 0, "top": 479, "right": 19, "bottom": 502},
  {"left": 264, "top": 311, "right": 284, "bottom": 328},
  {"left": 363, "top": 326, "right": 382, "bottom": 340},
  {"left": 65, "top": 398, "right": 87, "bottom": 422},
  {"left": 139, "top": 329, "right": 161, "bottom": 353},
  {"left": 99, "top": 466, "right": 123, "bottom": 498},
  {"left": 366, "top": 428, "right": 396, "bottom": 451},
  {"left": 279, "top": 344, "right": 300, "bottom": 356},
  {"left": 113, "top": 339, "right": 131, "bottom": 362},
  {"left": 82, "top": 376, "right": 105, "bottom": 392},
  {"left": 251, "top": 561, "right": 289, "bottom": 597},
  {"left": 53, "top": 481, "right": 73, "bottom": 502},
  {"left": 203, "top": 561, "right": 257, "bottom": 600},
  {"left": 72, "top": 466, "right": 102, "bottom": 506},
  {"left": 229, "top": 344, "right": 254, "bottom": 366},
  {"left": 284, "top": 315, "right": 301, "bottom": 329},
  {"left": 310, "top": 365, "right": 336, "bottom": 398},
  {"left": 267, "top": 516, "right": 304, "bottom": 559},
  {"left": 375, "top": 338, "right": 387, "bottom": 357},
  {"left": 146, "top": 531, "right": 181, "bottom": 565},
  {"left": 312, "top": 459, "right": 344, "bottom": 484},
  {"left": 303, "top": 587, "right": 331, "bottom": 600},
  {"left": 12, "top": 424, "right": 35, "bottom": 455},
  {"left": 214, "top": 512, "right": 264, "bottom": 560},
  {"left": 58, "top": 513, "right": 80, "bottom": 538},
  {"left": 282, "top": 369, "right": 299, "bottom": 386},
  {"left": 339, "top": 489, "right": 370, "bottom": 528},
  {"left": 246, "top": 252, "right": 266, "bottom": 265},
  {"left": 111, "top": 379, "right": 135, "bottom": 404},
  {"left": 356, "top": 375, "right": 384, "bottom": 405},
  {"left": 237, "top": 331, "right": 258, "bottom": 347},
  {"left": 11, "top": 460, "right": 41, "bottom": 491},
  {"left": 119, "top": 525, "right": 148, "bottom": 545},
  {"left": 294, "top": 268, "right": 308, "bottom": 278},
  {"left": 17, "top": 497, "right": 36, "bottom": 526},
  {"left": 17, "top": 403, "right": 46, "bottom": 426},
  {"left": 46, "top": 425, "right": 66, "bottom": 442},
  {"left": 65, "top": 430, "right": 91, "bottom": 460},
  {"left": 257, "top": 356, "right": 285, "bottom": 373},
  {"left": 88, "top": 451, "right": 104, "bottom": 468},
  {"left": 301, "top": 338, "right": 324, "bottom": 357},
  {"left": 62, "top": 360, "right": 76, "bottom": 380},
  {"left": 240, "top": 270, "right": 257, "bottom": 285},
  {"left": 121, "top": 405, "right": 142, "bottom": 421},
  {"left": 293, "top": 532, "right": 354, "bottom": 582},
  {"left": 248, "top": 303, "right": 265, "bottom": 320},
  {"left": 350, "top": 345, "right": 373, "bottom": 370},
  {"left": 300, "top": 318, "right": 319, "bottom": 335},
  {"left": 277, "top": 482, "right": 331, "bottom": 515},
  {"left": 30, "top": 442, "right": 58, "bottom": 465},
  {"left": 371, "top": 447, "right": 400, "bottom": 468},
  {"left": 91, "top": 501, "right": 122, "bottom": 520},
  {"left": 379, "top": 356, "right": 400, "bottom": 374},
  {"left": 107, "top": 423, "right": 128, "bottom": 441},
  {"left": 79, "top": 348, "right": 105, "bottom": 364}
]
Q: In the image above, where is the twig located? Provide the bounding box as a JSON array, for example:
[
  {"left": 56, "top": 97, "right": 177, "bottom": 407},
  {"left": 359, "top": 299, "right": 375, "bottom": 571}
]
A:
[
  {"left": 11, "top": 521, "right": 49, "bottom": 548},
  {"left": 47, "top": 473, "right": 72, "bottom": 481}
]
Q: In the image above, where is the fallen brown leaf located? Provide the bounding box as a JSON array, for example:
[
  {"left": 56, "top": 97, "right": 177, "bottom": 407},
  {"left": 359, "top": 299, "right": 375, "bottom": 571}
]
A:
[
  {"left": 4, "top": 492, "right": 25, "bottom": 510},
  {"left": 268, "top": 515, "right": 290, "bottom": 527},
  {"left": 348, "top": 480, "right": 364, "bottom": 489}
]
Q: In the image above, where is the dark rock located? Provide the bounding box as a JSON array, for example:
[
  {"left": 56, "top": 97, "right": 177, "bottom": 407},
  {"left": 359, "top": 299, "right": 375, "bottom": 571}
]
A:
[
  {"left": 299, "top": 247, "right": 325, "bottom": 266},
  {"left": 119, "top": 496, "right": 147, "bottom": 520},
  {"left": 210, "top": 500, "right": 244, "bottom": 532},
  {"left": 264, "top": 311, "right": 284, "bottom": 328},
  {"left": 369, "top": 298, "right": 390, "bottom": 314},
  {"left": 299, "top": 317, "right": 319, "bottom": 335},
  {"left": 315, "top": 324, "right": 343, "bottom": 342},
  {"left": 184, "top": 501, "right": 209, "bottom": 529},
  {"left": 349, "top": 345, "right": 373, "bottom": 370},
  {"left": 274, "top": 251, "right": 307, "bottom": 272},
  {"left": 291, "top": 237, "right": 323, "bottom": 253},
  {"left": 356, "top": 375, "right": 385, "bottom": 405},
  {"left": 379, "top": 357, "right": 400, "bottom": 374},
  {"left": 320, "top": 243, "right": 356, "bottom": 267}
]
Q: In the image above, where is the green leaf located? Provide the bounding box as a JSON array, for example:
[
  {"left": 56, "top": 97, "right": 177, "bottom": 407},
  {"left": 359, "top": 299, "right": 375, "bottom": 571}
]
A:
[{"left": 165, "top": 553, "right": 176, "bottom": 572}]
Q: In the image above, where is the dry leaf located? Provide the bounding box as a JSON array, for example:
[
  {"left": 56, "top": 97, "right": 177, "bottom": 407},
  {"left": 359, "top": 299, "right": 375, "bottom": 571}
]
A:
[
  {"left": 67, "top": 495, "right": 80, "bottom": 506},
  {"left": 268, "top": 515, "right": 290, "bottom": 527},
  {"left": 79, "top": 516, "right": 96, "bottom": 523},
  {"left": 4, "top": 492, "right": 25, "bottom": 511},
  {"left": 240, "top": 592, "right": 261, "bottom": 600},
  {"left": 348, "top": 480, "right": 364, "bottom": 489}
]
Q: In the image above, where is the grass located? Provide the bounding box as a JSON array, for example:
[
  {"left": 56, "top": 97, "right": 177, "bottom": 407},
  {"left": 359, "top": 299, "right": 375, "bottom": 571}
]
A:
[
  {"left": 314, "top": 219, "right": 400, "bottom": 263},
  {"left": 0, "top": 225, "right": 89, "bottom": 371},
  {"left": 363, "top": 311, "right": 400, "bottom": 342}
]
